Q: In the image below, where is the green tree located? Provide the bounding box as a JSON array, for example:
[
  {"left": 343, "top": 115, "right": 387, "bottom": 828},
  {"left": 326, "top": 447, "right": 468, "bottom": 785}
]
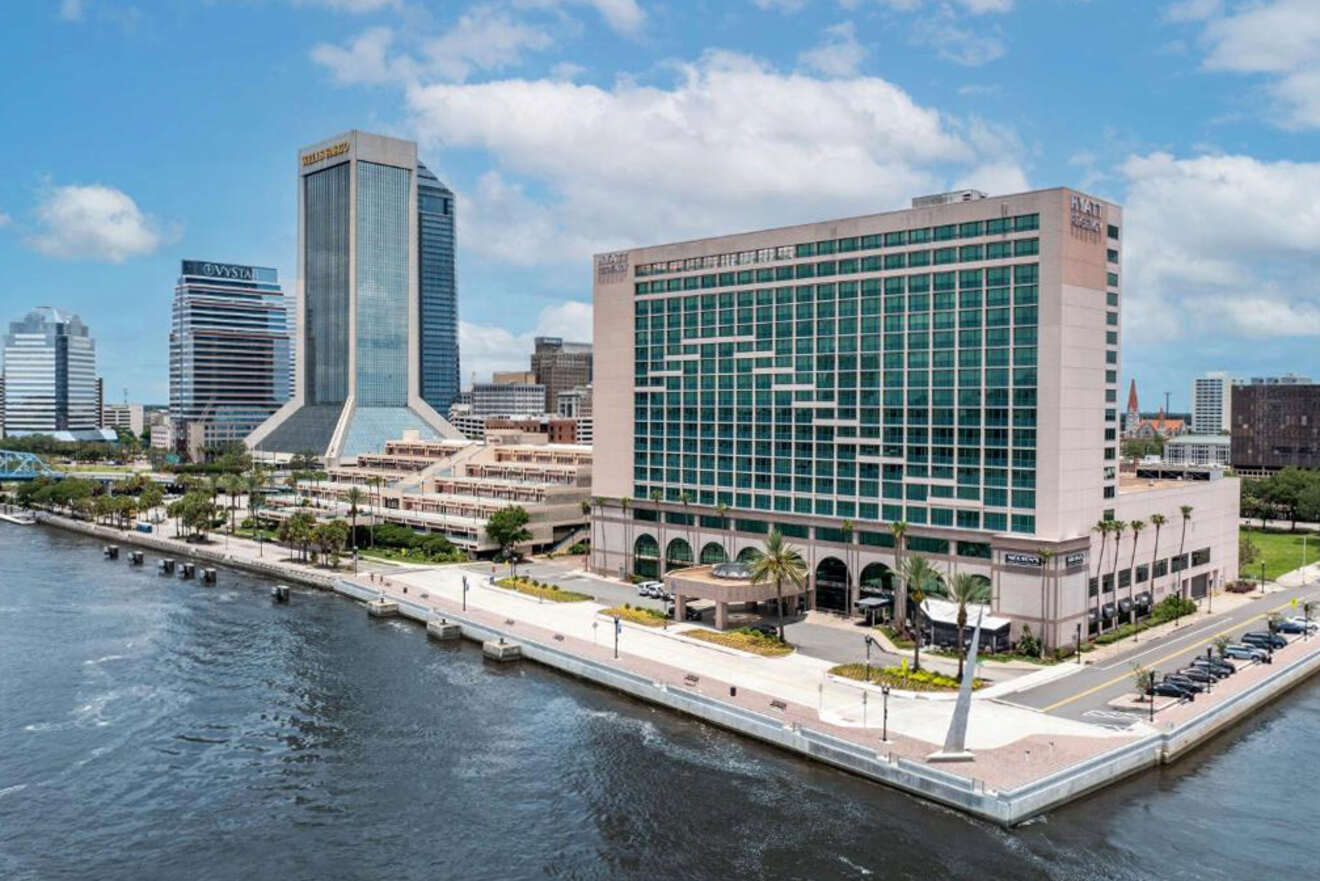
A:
[
  {"left": 313, "top": 519, "right": 350, "bottom": 568},
  {"left": 746, "top": 529, "right": 807, "bottom": 640},
  {"left": 899, "top": 554, "right": 941, "bottom": 672},
  {"left": 890, "top": 520, "right": 909, "bottom": 630},
  {"left": 926, "top": 572, "right": 992, "bottom": 681},
  {"left": 1132, "top": 664, "right": 1156, "bottom": 701},
  {"left": 1128, "top": 519, "right": 1145, "bottom": 628},
  {"left": 345, "top": 486, "right": 366, "bottom": 552},
  {"left": 278, "top": 511, "right": 316, "bottom": 561},
  {"left": 1175, "top": 505, "right": 1194, "bottom": 618},
  {"left": 1149, "top": 513, "right": 1167, "bottom": 608},
  {"left": 486, "top": 505, "right": 532, "bottom": 576},
  {"left": 139, "top": 485, "right": 164, "bottom": 524}
]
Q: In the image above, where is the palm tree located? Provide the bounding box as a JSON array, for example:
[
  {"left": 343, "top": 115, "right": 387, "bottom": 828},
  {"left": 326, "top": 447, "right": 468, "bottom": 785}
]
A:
[
  {"left": 621, "top": 496, "right": 632, "bottom": 577},
  {"left": 715, "top": 502, "right": 730, "bottom": 559},
  {"left": 899, "top": 554, "right": 940, "bottom": 672},
  {"left": 1037, "top": 548, "right": 1054, "bottom": 654},
  {"left": 747, "top": 529, "right": 807, "bottom": 640},
  {"left": 244, "top": 467, "right": 265, "bottom": 516},
  {"left": 1109, "top": 520, "right": 1126, "bottom": 633},
  {"left": 581, "top": 497, "right": 595, "bottom": 569},
  {"left": 345, "top": 486, "right": 367, "bottom": 552},
  {"left": 1090, "top": 520, "right": 1108, "bottom": 635},
  {"left": 650, "top": 489, "right": 664, "bottom": 573},
  {"left": 926, "top": 572, "right": 993, "bottom": 681},
  {"left": 1128, "top": 520, "right": 1145, "bottom": 628},
  {"left": 841, "top": 518, "right": 856, "bottom": 614},
  {"left": 890, "top": 520, "right": 909, "bottom": 631},
  {"left": 1149, "top": 512, "right": 1167, "bottom": 603},
  {"left": 1176, "top": 505, "right": 1194, "bottom": 622}
]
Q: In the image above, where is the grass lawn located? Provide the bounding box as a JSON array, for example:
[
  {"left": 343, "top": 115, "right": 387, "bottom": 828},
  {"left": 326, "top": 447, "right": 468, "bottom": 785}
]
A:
[
  {"left": 686, "top": 628, "right": 794, "bottom": 656},
  {"left": 495, "top": 576, "right": 592, "bottom": 603},
  {"left": 1240, "top": 528, "right": 1320, "bottom": 581},
  {"left": 600, "top": 606, "right": 670, "bottom": 627},
  {"left": 357, "top": 546, "right": 468, "bottom": 565},
  {"left": 876, "top": 624, "right": 914, "bottom": 649},
  {"left": 830, "top": 663, "right": 982, "bottom": 691}
]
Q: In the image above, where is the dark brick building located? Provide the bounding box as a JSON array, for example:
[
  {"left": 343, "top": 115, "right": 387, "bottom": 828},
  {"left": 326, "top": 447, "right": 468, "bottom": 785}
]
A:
[{"left": 1231, "top": 383, "right": 1320, "bottom": 475}]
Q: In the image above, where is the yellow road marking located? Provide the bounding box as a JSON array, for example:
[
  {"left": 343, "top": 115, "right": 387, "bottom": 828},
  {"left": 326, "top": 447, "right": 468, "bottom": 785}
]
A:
[{"left": 1041, "top": 596, "right": 1309, "bottom": 712}]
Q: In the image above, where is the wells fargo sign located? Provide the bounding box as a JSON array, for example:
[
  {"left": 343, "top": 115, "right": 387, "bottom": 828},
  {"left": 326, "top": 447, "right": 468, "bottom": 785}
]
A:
[{"left": 302, "top": 142, "right": 349, "bottom": 167}]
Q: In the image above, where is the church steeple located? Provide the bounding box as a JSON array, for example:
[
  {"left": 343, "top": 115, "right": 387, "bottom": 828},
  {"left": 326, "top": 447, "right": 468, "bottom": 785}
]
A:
[{"left": 1126, "top": 378, "right": 1139, "bottom": 415}]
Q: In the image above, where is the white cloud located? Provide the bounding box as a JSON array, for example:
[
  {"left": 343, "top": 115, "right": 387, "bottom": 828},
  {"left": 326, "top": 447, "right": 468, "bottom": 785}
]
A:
[
  {"left": 26, "top": 184, "right": 167, "bottom": 262},
  {"left": 311, "top": 8, "right": 554, "bottom": 84},
  {"left": 405, "top": 51, "right": 1017, "bottom": 265},
  {"left": 1163, "top": 0, "right": 1220, "bottom": 22},
  {"left": 0, "top": 210, "right": 11, "bottom": 228},
  {"left": 753, "top": 0, "right": 810, "bottom": 11},
  {"left": 1188, "top": 0, "right": 1320, "bottom": 128},
  {"left": 513, "top": 0, "right": 646, "bottom": 34},
  {"left": 310, "top": 26, "right": 401, "bottom": 84},
  {"left": 1121, "top": 152, "right": 1320, "bottom": 343},
  {"left": 910, "top": 5, "right": 1006, "bottom": 66},
  {"left": 799, "top": 21, "right": 867, "bottom": 77},
  {"left": 460, "top": 300, "right": 593, "bottom": 383},
  {"left": 296, "top": 0, "right": 400, "bottom": 12},
  {"left": 59, "top": 0, "right": 84, "bottom": 21}
]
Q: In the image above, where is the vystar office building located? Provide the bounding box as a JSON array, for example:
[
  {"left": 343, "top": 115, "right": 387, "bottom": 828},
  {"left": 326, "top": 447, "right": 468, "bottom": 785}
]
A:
[{"left": 589, "top": 188, "right": 1238, "bottom": 649}]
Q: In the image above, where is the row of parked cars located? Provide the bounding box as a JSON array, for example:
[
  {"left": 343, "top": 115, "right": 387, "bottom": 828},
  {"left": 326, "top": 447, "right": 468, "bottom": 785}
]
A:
[
  {"left": 1148, "top": 616, "right": 1316, "bottom": 701},
  {"left": 635, "top": 580, "right": 673, "bottom": 602}
]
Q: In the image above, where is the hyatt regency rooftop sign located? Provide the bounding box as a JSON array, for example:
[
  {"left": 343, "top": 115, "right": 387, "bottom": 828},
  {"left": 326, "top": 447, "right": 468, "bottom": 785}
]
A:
[
  {"left": 1070, "top": 194, "right": 1104, "bottom": 233},
  {"left": 182, "top": 261, "right": 255, "bottom": 281}
]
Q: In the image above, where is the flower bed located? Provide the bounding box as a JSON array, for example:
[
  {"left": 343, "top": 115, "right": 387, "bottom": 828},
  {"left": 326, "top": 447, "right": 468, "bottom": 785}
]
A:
[
  {"left": 830, "top": 662, "right": 982, "bottom": 691},
  {"left": 495, "top": 577, "right": 592, "bottom": 603},
  {"left": 601, "top": 605, "right": 669, "bottom": 627},
  {"left": 686, "top": 628, "right": 794, "bottom": 657}
]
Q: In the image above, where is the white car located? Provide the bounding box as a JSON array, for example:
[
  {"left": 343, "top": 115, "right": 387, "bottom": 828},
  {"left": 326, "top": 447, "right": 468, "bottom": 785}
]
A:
[{"left": 1285, "top": 616, "right": 1319, "bottom": 632}]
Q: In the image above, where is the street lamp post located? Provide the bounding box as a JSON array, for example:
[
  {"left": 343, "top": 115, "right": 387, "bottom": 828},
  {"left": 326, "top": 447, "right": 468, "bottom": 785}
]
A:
[
  {"left": 881, "top": 683, "right": 890, "bottom": 743},
  {"left": 863, "top": 635, "right": 877, "bottom": 683},
  {"left": 613, "top": 615, "right": 621, "bottom": 659},
  {"left": 1261, "top": 562, "right": 1267, "bottom": 596},
  {"left": 1076, "top": 622, "right": 1083, "bottom": 665},
  {"left": 461, "top": 575, "right": 468, "bottom": 611}
]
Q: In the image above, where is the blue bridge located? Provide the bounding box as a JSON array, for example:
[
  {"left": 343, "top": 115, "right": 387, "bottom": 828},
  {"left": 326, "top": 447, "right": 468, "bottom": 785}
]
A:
[{"left": 0, "top": 451, "right": 64, "bottom": 481}]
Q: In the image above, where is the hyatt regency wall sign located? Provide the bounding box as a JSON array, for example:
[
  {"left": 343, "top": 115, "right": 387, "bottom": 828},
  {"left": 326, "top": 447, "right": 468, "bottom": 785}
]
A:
[
  {"left": 182, "top": 261, "right": 255, "bottom": 281},
  {"left": 596, "top": 251, "right": 629, "bottom": 282},
  {"left": 302, "top": 142, "right": 350, "bottom": 167},
  {"left": 1070, "top": 194, "right": 1104, "bottom": 233}
]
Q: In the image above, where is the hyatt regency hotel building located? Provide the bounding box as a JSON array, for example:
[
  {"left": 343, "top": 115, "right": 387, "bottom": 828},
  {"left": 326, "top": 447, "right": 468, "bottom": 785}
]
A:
[{"left": 589, "top": 188, "right": 1239, "bottom": 649}]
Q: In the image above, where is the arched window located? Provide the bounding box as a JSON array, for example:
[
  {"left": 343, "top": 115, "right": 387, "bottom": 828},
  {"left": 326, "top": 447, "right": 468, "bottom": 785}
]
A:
[{"left": 700, "top": 542, "right": 727, "bottom": 565}]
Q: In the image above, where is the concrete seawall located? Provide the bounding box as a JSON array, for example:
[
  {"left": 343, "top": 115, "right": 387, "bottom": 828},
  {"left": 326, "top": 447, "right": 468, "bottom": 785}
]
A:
[{"left": 28, "top": 512, "right": 1320, "bottom": 826}]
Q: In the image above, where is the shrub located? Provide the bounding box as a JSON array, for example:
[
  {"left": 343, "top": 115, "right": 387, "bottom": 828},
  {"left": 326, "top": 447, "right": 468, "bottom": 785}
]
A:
[{"left": 1016, "top": 624, "right": 1041, "bottom": 658}]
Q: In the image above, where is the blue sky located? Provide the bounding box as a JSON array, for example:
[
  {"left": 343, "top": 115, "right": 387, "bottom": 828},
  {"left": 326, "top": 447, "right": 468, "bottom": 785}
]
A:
[{"left": 2, "top": 0, "right": 1317, "bottom": 408}]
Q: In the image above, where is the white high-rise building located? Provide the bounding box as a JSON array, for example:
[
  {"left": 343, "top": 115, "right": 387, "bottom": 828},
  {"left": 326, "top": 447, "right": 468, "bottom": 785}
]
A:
[
  {"left": 2, "top": 307, "right": 106, "bottom": 439},
  {"left": 1191, "top": 371, "right": 1231, "bottom": 434}
]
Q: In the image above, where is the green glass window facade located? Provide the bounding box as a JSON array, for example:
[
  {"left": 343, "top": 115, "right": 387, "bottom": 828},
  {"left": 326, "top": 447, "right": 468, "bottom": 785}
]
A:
[{"left": 632, "top": 225, "right": 1043, "bottom": 534}]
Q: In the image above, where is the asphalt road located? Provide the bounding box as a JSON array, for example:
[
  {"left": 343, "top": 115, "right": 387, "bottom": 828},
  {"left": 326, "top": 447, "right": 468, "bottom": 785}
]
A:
[
  {"left": 460, "top": 558, "right": 669, "bottom": 613},
  {"left": 1012, "top": 580, "right": 1320, "bottom": 722}
]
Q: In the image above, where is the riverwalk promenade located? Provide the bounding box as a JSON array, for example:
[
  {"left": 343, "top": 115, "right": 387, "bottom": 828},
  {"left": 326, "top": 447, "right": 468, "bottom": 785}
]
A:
[{"left": 26, "top": 512, "right": 1320, "bottom": 825}]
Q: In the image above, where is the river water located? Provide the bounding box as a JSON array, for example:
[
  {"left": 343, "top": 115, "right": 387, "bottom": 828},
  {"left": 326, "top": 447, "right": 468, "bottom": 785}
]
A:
[{"left": 1, "top": 524, "right": 1314, "bottom": 880}]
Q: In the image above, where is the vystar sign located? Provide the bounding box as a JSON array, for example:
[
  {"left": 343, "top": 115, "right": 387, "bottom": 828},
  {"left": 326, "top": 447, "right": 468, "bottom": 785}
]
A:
[{"left": 182, "top": 260, "right": 254, "bottom": 281}]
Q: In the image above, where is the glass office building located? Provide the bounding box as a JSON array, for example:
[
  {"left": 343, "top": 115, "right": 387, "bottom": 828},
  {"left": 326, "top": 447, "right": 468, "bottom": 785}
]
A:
[
  {"left": 589, "top": 188, "right": 1171, "bottom": 647},
  {"left": 169, "top": 260, "right": 290, "bottom": 460},
  {"left": 248, "top": 131, "right": 460, "bottom": 460},
  {"left": 2, "top": 307, "right": 100, "bottom": 437},
  {"left": 418, "top": 163, "right": 460, "bottom": 413}
]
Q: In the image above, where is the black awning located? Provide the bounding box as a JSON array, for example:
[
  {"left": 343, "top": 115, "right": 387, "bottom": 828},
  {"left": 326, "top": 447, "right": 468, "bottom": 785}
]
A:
[
  {"left": 1136, "top": 592, "right": 1152, "bottom": 608},
  {"left": 1102, "top": 602, "right": 1117, "bottom": 618},
  {"left": 1088, "top": 607, "right": 1099, "bottom": 622},
  {"left": 1118, "top": 598, "right": 1133, "bottom": 613}
]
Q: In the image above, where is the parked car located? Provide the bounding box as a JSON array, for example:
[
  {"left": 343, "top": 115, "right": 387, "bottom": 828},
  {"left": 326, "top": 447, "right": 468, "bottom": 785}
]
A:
[
  {"left": 1274, "top": 618, "right": 1311, "bottom": 635},
  {"left": 1162, "top": 674, "right": 1205, "bottom": 694},
  {"left": 1178, "top": 667, "right": 1217, "bottom": 684},
  {"left": 1194, "top": 656, "right": 1236, "bottom": 675},
  {"left": 1150, "top": 680, "right": 1196, "bottom": 700},
  {"left": 1223, "top": 643, "right": 1269, "bottom": 662},
  {"left": 639, "top": 581, "right": 664, "bottom": 599},
  {"left": 1189, "top": 659, "right": 1232, "bottom": 678},
  {"left": 635, "top": 582, "right": 651, "bottom": 598},
  {"left": 1242, "top": 631, "right": 1287, "bottom": 649},
  {"left": 1284, "top": 616, "right": 1319, "bottom": 633}
]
